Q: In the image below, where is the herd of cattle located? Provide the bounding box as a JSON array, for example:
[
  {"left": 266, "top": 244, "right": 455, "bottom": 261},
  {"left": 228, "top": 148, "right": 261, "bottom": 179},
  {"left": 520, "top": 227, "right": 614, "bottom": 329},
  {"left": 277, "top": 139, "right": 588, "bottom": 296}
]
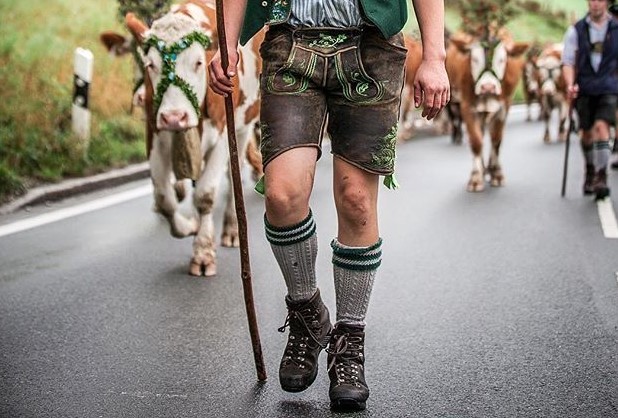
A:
[{"left": 99, "top": 0, "right": 569, "bottom": 275}]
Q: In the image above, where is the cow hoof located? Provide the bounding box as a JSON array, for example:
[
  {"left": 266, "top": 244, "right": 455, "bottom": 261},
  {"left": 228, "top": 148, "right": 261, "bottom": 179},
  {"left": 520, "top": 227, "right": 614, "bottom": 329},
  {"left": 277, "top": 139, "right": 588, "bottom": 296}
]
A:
[
  {"left": 189, "top": 261, "right": 217, "bottom": 277},
  {"left": 543, "top": 134, "right": 550, "bottom": 143},
  {"left": 221, "top": 232, "right": 240, "bottom": 247},
  {"left": 467, "top": 182, "right": 485, "bottom": 192},
  {"left": 490, "top": 178, "right": 505, "bottom": 187}
]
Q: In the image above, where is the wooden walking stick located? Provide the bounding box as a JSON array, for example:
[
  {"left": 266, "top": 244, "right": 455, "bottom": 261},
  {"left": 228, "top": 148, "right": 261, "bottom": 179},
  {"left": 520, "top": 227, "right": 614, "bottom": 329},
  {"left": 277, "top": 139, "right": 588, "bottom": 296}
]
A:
[
  {"left": 215, "top": 0, "right": 267, "bottom": 381},
  {"left": 561, "top": 105, "right": 575, "bottom": 197}
]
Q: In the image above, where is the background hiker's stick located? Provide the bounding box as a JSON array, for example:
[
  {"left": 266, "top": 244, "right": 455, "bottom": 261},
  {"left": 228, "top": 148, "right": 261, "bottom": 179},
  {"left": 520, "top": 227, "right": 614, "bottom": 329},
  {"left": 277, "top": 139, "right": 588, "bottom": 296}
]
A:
[
  {"left": 215, "top": 0, "right": 267, "bottom": 381},
  {"left": 561, "top": 105, "right": 575, "bottom": 197}
]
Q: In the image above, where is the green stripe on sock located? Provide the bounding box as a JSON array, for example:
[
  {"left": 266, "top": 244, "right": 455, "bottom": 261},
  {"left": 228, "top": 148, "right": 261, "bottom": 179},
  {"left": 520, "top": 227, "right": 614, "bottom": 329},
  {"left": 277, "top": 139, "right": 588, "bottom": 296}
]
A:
[
  {"left": 265, "top": 210, "right": 316, "bottom": 246},
  {"left": 331, "top": 238, "right": 382, "bottom": 271}
]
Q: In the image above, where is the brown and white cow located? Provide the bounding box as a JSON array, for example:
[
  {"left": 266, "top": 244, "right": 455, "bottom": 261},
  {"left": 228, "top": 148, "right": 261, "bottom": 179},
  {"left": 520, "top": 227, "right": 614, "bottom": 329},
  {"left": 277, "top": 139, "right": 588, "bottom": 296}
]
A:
[
  {"left": 398, "top": 35, "right": 422, "bottom": 141},
  {"left": 534, "top": 43, "right": 568, "bottom": 143},
  {"left": 100, "top": 20, "right": 264, "bottom": 181},
  {"left": 522, "top": 44, "right": 543, "bottom": 122},
  {"left": 124, "top": 0, "right": 262, "bottom": 276},
  {"left": 398, "top": 34, "right": 452, "bottom": 142},
  {"left": 446, "top": 30, "right": 529, "bottom": 192}
]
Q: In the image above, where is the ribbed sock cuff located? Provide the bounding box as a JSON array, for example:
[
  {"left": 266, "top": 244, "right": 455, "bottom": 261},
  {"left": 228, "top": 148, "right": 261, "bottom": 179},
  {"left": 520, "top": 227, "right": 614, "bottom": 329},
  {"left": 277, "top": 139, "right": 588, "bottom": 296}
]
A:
[
  {"left": 331, "top": 238, "right": 382, "bottom": 271},
  {"left": 265, "top": 210, "right": 316, "bottom": 246}
]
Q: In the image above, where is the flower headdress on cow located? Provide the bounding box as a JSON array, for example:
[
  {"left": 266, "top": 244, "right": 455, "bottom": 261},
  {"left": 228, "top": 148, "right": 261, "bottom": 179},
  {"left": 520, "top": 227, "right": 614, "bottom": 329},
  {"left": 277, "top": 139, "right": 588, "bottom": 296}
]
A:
[{"left": 143, "top": 32, "right": 211, "bottom": 119}]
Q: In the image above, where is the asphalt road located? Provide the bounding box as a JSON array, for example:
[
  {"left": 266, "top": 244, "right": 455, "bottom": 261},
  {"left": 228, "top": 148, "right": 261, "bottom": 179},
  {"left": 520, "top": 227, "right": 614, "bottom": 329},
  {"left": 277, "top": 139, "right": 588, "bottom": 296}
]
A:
[{"left": 1, "top": 107, "right": 617, "bottom": 417}]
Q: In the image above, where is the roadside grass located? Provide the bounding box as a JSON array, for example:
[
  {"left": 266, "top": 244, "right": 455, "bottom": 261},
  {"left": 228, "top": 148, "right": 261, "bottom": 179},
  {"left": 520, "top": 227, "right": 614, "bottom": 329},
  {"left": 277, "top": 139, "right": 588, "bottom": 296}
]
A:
[
  {"left": 0, "top": 0, "right": 142, "bottom": 204},
  {"left": 0, "top": 0, "right": 591, "bottom": 204}
]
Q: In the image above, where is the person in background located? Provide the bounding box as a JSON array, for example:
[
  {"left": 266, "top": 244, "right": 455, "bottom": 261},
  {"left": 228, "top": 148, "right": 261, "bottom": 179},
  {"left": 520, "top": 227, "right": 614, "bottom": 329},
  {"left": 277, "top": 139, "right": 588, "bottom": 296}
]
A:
[
  {"left": 562, "top": 0, "right": 618, "bottom": 199},
  {"left": 208, "top": 0, "right": 450, "bottom": 412}
]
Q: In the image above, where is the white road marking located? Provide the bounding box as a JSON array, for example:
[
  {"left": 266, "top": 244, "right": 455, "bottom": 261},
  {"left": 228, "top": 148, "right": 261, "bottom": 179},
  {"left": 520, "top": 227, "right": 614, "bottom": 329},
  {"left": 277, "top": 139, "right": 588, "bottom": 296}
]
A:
[
  {"left": 119, "top": 391, "right": 188, "bottom": 399},
  {"left": 597, "top": 198, "right": 618, "bottom": 239},
  {"left": 0, "top": 185, "right": 152, "bottom": 238}
]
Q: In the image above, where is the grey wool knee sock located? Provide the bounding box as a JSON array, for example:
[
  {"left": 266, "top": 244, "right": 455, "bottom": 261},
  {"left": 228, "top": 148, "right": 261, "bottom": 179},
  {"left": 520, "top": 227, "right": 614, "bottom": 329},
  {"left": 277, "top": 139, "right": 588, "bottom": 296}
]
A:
[
  {"left": 331, "top": 238, "right": 382, "bottom": 327},
  {"left": 593, "top": 140, "right": 610, "bottom": 171},
  {"left": 264, "top": 210, "right": 318, "bottom": 302}
]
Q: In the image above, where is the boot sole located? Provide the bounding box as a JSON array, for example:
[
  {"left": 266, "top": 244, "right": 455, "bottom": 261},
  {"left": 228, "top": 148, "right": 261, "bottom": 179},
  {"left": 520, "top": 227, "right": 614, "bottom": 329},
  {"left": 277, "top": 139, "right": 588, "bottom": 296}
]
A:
[
  {"left": 280, "top": 366, "right": 318, "bottom": 393},
  {"left": 595, "top": 187, "right": 610, "bottom": 201},
  {"left": 330, "top": 398, "right": 367, "bottom": 411}
]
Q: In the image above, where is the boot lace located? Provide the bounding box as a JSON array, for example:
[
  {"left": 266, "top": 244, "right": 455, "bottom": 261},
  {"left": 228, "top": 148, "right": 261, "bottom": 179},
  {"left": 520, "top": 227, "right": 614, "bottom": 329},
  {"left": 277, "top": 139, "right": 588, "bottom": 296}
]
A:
[
  {"left": 278, "top": 307, "right": 326, "bottom": 368},
  {"left": 327, "top": 331, "right": 364, "bottom": 386}
]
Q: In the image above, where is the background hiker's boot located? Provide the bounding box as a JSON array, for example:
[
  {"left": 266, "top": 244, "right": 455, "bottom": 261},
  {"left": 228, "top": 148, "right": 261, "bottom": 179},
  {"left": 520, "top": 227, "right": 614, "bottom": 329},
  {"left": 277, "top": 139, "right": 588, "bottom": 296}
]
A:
[
  {"left": 592, "top": 169, "right": 610, "bottom": 200},
  {"left": 583, "top": 164, "right": 595, "bottom": 195},
  {"left": 278, "top": 289, "right": 332, "bottom": 392},
  {"left": 327, "top": 323, "right": 369, "bottom": 411}
]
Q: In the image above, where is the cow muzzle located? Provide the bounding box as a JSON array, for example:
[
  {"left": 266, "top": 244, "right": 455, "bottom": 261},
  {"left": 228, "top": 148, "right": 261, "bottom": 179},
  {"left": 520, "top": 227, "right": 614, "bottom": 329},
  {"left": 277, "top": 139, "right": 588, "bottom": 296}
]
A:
[
  {"left": 474, "top": 72, "right": 502, "bottom": 97},
  {"left": 159, "top": 110, "right": 190, "bottom": 130},
  {"left": 541, "top": 80, "right": 556, "bottom": 95}
]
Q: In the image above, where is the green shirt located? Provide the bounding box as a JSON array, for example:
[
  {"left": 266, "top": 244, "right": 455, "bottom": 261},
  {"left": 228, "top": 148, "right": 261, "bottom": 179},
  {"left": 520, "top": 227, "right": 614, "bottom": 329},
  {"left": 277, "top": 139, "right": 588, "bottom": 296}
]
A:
[{"left": 240, "top": 0, "right": 409, "bottom": 45}]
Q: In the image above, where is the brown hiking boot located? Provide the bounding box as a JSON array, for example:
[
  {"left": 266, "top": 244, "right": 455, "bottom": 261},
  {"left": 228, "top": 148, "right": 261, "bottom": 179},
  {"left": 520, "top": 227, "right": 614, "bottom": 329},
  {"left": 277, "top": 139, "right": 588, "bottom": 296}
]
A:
[
  {"left": 278, "top": 289, "right": 332, "bottom": 392},
  {"left": 583, "top": 165, "right": 595, "bottom": 195},
  {"left": 327, "top": 323, "right": 369, "bottom": 412},
  {"left": 592, "top": 169, "right": 610, "bottom": 200}
]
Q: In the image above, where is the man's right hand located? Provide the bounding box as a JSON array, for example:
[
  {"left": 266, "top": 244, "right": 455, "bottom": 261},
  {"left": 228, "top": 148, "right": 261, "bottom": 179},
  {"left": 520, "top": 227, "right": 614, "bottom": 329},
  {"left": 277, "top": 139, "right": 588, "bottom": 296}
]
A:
[
  {"left": 208, "top": 49, "right": 239, "bottom": 97},
  {"left": 567, "top": 83, "right": 579, "bottom": 103}
]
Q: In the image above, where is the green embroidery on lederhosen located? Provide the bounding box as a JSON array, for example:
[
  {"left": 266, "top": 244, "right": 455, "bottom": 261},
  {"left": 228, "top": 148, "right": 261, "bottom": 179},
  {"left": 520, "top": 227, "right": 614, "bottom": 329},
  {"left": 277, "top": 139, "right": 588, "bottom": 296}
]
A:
[
  {"left": 267, "top": 47, "right": 317, "bottom": 94},
  {"left": 334, "top": 49, "right": 385, "bottom": 104},
  {"left": 370, "top": 125, "right": 399, "bottom": 189},
  {"left": 258, "top": 121, "right": 273, "bottom": 158},
  {"left": 309, "top": 33, "right": 348, "bottom": 49},
  {"left": 371, "top": 125, "right": 397, "bottom": 170},
  {"left": 268, "top": 0, "right": 291, "bottom": 24}
]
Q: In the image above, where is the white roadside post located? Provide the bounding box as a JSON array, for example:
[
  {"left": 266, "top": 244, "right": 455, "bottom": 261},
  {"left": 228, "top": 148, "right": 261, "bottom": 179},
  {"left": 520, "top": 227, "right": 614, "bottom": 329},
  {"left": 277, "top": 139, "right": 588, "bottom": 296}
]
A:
[{"left": 72, "top": 47, "right": 94, "bottom": 147}]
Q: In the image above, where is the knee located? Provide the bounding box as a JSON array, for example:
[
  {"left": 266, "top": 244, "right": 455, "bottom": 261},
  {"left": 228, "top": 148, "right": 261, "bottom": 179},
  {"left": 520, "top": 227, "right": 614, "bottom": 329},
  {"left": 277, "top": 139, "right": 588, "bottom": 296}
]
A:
[
  {"left": 336, "top": 184, "right": 372, "bottom": 223},
  {"left": 265, "top": 184, "right": 308, "bottom": 221}
]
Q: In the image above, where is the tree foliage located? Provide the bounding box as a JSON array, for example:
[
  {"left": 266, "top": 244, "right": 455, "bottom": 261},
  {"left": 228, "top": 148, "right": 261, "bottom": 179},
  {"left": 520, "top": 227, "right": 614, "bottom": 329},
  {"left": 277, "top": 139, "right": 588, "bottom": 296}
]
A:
[
  {"left": 453, "top": 0, "right": 521, "bottom": 38},
  {"left": 116, "top": 0, "right": 172, "bottom": 25}
]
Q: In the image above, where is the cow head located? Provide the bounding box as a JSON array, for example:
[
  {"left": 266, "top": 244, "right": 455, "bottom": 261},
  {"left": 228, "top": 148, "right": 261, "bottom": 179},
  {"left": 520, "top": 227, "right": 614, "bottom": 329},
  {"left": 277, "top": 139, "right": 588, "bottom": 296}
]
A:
[
  {"left": 535, "top": 45, "right": 564, "bottom": 96},
  {"left": 536, "top": 55, "right": 562, "bottom": 95},
  {"left": 126, "top": 11, "right": 211, "bottom": 131},
  {"left": 451, "top": 36, "right": 529, "bottom": 96}
]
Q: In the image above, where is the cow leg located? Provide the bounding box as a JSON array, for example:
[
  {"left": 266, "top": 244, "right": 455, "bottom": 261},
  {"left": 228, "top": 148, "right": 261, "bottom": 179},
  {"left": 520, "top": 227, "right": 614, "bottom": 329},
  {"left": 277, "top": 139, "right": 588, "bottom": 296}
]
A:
[
  {"left": 464, "top": 111, "right": 485, "bottom": 192},
  {"left": 541, "top": 96, "right": 553, "bottom": 143},
  {"left": 150, "top": 134, "right": 199, "bottom": 237},
  {"left": 220, "top": 123, "right": 256, "bottom": 247},
  {"left": 447, "top": 100, "right": 463, "bottom": 145},
  {"left": 542, "top": 105, "right": 551, "bottom": 144},
  {"left": 488, "top": 115, "right": 506, "bottom": 187},
  {"left": 190, "top": 134, "right": 230, "bottom": 277}
]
